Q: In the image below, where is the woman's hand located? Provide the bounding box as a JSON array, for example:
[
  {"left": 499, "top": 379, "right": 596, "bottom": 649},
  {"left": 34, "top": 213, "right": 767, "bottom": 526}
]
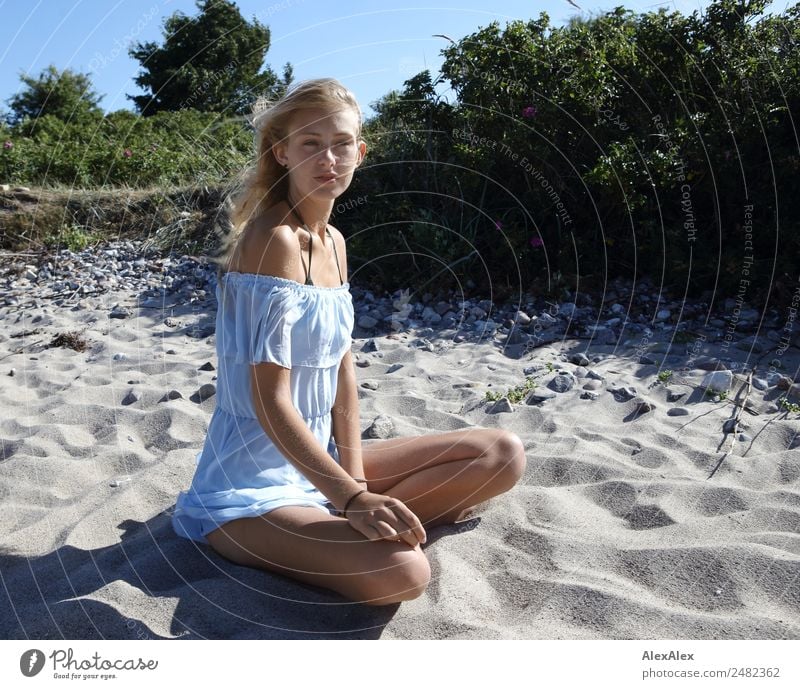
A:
[{"left": 344, "top": 491, "right": 427, "bottom": 547}]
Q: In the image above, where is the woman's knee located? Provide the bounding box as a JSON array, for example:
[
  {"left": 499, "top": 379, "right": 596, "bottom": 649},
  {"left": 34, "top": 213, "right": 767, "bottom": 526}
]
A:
[
  {"left": 487, "top": 430, "right": 527, "bottom": 488},
  {"left": 357, "top": 546, "right": 431, "bottom": 606}
]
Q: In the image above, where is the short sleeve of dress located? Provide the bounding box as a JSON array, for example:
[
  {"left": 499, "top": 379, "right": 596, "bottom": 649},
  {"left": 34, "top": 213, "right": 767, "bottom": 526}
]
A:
[{"left": 220, "top": 277, "right": 306, "bottom": 369}]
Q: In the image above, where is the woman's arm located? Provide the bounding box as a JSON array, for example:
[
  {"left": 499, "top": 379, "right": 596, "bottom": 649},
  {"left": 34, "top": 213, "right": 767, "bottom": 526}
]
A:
[
  {"left": 252, "top": 363, "right": 364, "bottom": 511},
  {"left": 331, "top": 349, "right": 365, "bottom": 480}
]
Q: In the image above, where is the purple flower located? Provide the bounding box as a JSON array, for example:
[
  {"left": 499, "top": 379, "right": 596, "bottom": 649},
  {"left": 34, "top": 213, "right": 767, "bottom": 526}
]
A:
[
  {"left": 529, "top": 236, "right": 543, "bottom": 248},
  {"left": 123, "top": 148, "right": 132, "bottom": 158},
  {"left": 522, "top": 105, "right": 537, "bottom": 119},
  {"left": 494, "top": 220, "right": 503, "bottom": 230},
  {"left": 3, "top": 140, "right": 12, "bottom": 150}
]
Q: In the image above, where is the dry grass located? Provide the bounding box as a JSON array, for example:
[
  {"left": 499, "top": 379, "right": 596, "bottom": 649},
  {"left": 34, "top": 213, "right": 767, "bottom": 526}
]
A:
[{"left": 0, "top": 183, "right": 233, "bottom": 258}]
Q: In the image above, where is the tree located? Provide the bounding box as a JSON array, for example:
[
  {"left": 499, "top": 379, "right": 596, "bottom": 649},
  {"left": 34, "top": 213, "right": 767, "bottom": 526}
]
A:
[
  {"left": 127, "top": 0, "right": 292, "bottom": 116},
  {"left": 5, "top": 64, "right": 103, "bottom": 128}
]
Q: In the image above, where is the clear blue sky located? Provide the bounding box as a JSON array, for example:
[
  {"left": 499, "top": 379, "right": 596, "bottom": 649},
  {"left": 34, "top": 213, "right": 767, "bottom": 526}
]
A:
[{"left": 0, "top": 0, "right": 790, "bottom": 120}]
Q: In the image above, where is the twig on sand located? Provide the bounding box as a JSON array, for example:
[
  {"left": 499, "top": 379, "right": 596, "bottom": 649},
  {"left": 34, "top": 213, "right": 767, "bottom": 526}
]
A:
[{"left": 708, "top": 366, "right": 755, "bottom": 479}]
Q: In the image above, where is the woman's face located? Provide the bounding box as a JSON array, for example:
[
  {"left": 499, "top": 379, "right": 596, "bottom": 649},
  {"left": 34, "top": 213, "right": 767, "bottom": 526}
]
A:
[{"left": 274, "top": 107, "right": 365, "bottom": 202}]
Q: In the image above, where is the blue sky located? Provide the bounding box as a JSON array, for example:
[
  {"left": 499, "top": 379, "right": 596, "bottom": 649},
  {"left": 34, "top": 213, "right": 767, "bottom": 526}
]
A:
[{"left": 0, "top": 0, "right": 790, "bottom": 120}]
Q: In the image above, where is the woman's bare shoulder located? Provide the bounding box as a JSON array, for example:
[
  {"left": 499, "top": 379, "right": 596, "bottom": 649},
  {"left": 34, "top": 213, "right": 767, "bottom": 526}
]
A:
[{"left": 225, "top": 209, "right": 297, "bottom": 278}]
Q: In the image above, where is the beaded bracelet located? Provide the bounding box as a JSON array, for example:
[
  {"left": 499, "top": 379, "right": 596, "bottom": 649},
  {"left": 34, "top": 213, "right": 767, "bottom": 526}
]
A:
[{"left": 342, "top": 489, "right": 367, "bottom": 518}]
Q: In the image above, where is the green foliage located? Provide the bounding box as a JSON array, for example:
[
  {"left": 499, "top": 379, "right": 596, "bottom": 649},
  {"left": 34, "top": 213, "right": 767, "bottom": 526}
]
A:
[
  {"left": 485, "top": 376, "right": 537, "bottom": 403},
  {"left": 127, "top": 0, "right": 292, "bottom": 115},
  {"left": 4, "top": 64, "right": 103, "bottom": 127},
  {"left": 780, "top": 398, "right": 800, "bottom": 414},
  {"left": 341, "top": 0, "right": 800, "bottom": 307},
  {"left": 658, "top": 370, "right": 673, "bottom": 383},
  {"left": 44, "top": 223, "right": 98, "bottom": 252},
  {"left": 1, "top": 108, "right": 252, "bottom": 188}
]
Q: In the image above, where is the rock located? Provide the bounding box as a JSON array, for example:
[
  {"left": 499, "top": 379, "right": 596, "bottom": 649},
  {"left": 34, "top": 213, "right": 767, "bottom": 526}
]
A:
[
  {"left": 361, "top": 339, "right": 378, "bottom": 353},
  {"left": 159, "top": 389, "right": 182, "bottom": 402},
  {"left": 723, "top": 418, "right": 746, "bottom": 434},
  {"left": 199, "top": 361, "right": 215, "bottom": 371},
  {"left": 559, "top": 303, "right": 577, "bottom": 317},
  {"left": 666, "top": 389, "right": 686, "bottom": 403},
  {"left": 574, "top": 366, "right": 588, "bottom": 378},
  {"left": 505, "top": 325, "right": 525, "bottom": 345},
  {"left": 488, "top": 397, "right": 514, "bottom": 413},
  {"left": 776, "top": 375, "right": 794, "bottom": 391},
  {"left": 667, "top": 407, "right": 690, "bottom": 416},
  {"left": 109, "top": 305, "right": 131, "bottom": 319},
  {"left": 639, "top": 354, "right": 658, "bottom": 365},
  {"left": 357, "top": 314, "right": 378, "bottom": 329},
  {"left": 633, "top": 397, "right": 656, "bottom": 414},
  {"left": 582, "top": 379, "right": 602, "bottom": 390},
  {"left": 363, "top": 414, "right": 395, "bottom": 439},
  {"left": 766, "top": 371, "right": 784, "bottom": 386},
  {"left": 611, "top": 386, "right": 637, "bottom": 401},
  {"left": 702, "top": 370, "right": 733, "bottom": 394},
  {"left": 121, "top": 389, "right": 140, "bottom": 405},
  {"left": 587, "top": 370, "right": 605, "bottom": 381},
  {"left": 752, "top": 377, "right": 768, "bottom": 391},
  {"left": 197, "top": 383, "right": 216, "bottom": 401},
  {"left": 526, "top": 390, "right": 557, "bottom": 404},
  {"left": 570, "top": 352, "right": 590, "bottom": 366},
  {"left": 655, "top": 309, "right": 671, "bottom": 322},
  {"left": 548, "top": 373, "right": 575, "bottom": 393},
  {"left": 581, "top": 390, "right": 600, "bottom": 400}
]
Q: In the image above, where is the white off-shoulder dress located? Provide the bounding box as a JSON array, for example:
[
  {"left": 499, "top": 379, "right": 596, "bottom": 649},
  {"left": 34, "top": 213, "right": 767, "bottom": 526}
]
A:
[{"left": 172, "top": 271, "right": 355, "bottom": 545}]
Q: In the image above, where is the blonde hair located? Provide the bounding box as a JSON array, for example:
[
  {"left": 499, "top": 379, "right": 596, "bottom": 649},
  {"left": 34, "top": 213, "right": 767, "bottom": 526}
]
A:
[{"left": 212, "top": 78, "right": 363, "bottom": 277}]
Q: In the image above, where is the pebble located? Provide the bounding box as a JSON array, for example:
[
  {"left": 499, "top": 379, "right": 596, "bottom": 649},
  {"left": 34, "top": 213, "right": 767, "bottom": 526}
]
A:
[
  {"left": 197, "top": 383, "right": 216, "bottom": 401},
  {"left": 488, "top": 397, "right": 514, "bottom": 413},
  {"left": 667, "top": 407, "right": 690, "bottom": 416},
  {"left": 548, "top": 373, "right": 575, "bottom": 393},
  {"left": 666, "top": 388, "right": 686, "bottom": 402},
  {"left": 363, "top": 414, "right": 395, "bottom": 438},
  {"left": 702, "top": 370, "right": 733, "bottom": 394},
  {"left": 2, "top": 239, "right": 795, "bottom": 433}
]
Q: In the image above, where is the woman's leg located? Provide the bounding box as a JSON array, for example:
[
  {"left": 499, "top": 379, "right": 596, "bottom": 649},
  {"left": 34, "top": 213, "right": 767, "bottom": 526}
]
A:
[
  {"left": 360, "top": 428, "right": 526, "bottom": 528},
  {"left": 205, "top": 506, "right": 431, "bottom": 606}
]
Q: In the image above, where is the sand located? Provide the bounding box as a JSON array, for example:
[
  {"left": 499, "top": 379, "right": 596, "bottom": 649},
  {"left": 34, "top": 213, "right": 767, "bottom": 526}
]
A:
[{"left": 1, "top": 286, "right": 798, "bottom": 640}]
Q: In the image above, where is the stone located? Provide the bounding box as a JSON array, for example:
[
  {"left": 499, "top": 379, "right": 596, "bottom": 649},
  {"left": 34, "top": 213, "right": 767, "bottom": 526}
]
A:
[
  {"left": 702, "top": 370, "right": 733, "bottom": 394},
  {"left": 527, "top": 390, "right": 557, "bottom": 404},
  {"left": 363, "top": 414, "right": 395, "bottom": 439},
  {"left": 666, "top": 389, "right": 686, "bottom": 403},
  {"left": 570, "top": 352, "right": 590, "bottom": 366},
  {"left": 488, "top": 397, "right": 514, "bottom": 413},
  {"left": 121, "top": 389, "right": 140, "bottom": 405},
  {"left": 667, "top": 407, "right": 690, "bottom": 416},
  {"left": 197, "top": 383, "right": 216, "bottom": 401},
  {"left": 548, "top": 373, "right": 575, "bottom": 393}
]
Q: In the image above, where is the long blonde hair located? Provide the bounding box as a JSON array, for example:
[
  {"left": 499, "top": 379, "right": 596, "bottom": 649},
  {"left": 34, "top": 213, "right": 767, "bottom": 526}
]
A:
[{"left": 212, "top": 78, "right": 363, "bottom": 276}]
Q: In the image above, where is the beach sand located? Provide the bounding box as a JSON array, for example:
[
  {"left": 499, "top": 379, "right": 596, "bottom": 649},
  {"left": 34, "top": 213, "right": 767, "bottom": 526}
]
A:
[{"left": 1, "top": 285, "right": 799, "bottom": 640}]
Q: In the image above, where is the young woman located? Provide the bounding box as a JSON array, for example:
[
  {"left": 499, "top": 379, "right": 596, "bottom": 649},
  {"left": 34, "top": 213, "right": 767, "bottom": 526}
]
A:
[{"left": 172, "top": 78, "right": 527, "bottom": 606}]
